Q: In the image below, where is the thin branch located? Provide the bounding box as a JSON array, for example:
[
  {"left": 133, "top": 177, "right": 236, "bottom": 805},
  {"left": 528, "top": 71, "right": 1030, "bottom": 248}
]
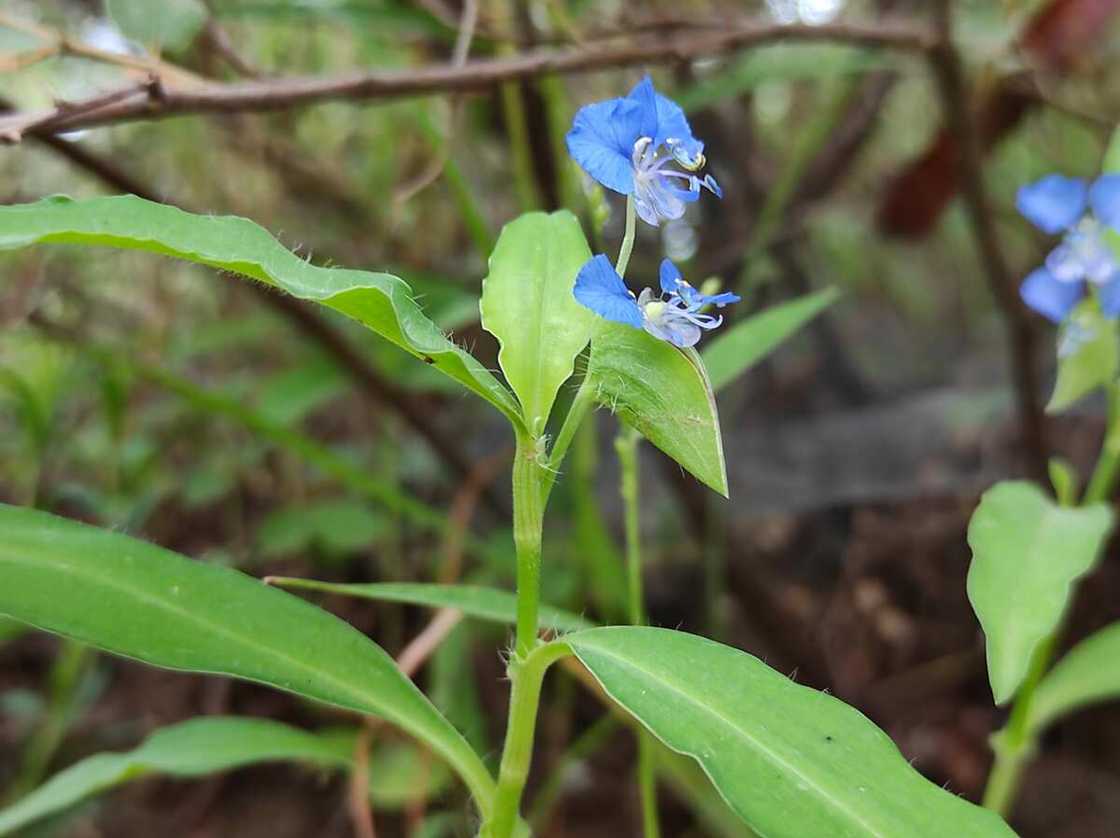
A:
[
  {"left": 2, "top": 19, "right": 934, "bottom": 142},
  {"left": 794, "top": 72, "right": 898, "bottom": 206},
  {"left": 348, "top": 606, "right": 464, "bottom": 838},
  {"left": 926, "top": 1, "right": 1048, "bottom": 480},
  {"left": 1, "top": 81, "right": 157, "bottom": 143},
  {"left": 0, "top": 12, "right": 205, "bottom": 87},
  {"left": 199, "top": 18, "right": 263, "bottom": 79},
  {"left": 347, "top": 604, "right": 461, "bottom": 837},
  {"left": 348, "top": 726, "right": 378, "bottom": 838}
]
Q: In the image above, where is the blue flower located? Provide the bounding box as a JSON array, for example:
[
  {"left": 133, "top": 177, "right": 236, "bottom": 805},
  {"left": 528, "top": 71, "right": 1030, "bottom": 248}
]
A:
[
  {"left": 1016, "top": 173, "right": 1120, "bottom": 322},
  {"left": 566, "top": 77, "right": 722, "bottom": 227},
  {"left": 573, "top": 255, "right": 739, "bottom": 348}
]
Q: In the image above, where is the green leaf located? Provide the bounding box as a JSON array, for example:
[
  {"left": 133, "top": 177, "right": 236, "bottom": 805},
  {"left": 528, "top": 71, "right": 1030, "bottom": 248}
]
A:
[
  {"left": 0, "top": 504, "right": 494, "bottom": 811},
  {"left": 1103, "top": 124, "right": 1120, "bottom": 173},
  {"left": 258, "top": 499, "right": 387, "bottom": 557},
  {"left": 967, "top": 481, "right": 1113, "bottom": 704},
  {"left": 0, "top": 717, "right": 447, "bottom": 835},
  {"left": 586, "top": 324, "right": 727, "bottom": 496},
  {"left": 702, "top": 288, "right": 840, "bottom": 393},
  {"left": 107, "top": 0, "right": 208, "bottom": 51},
  {"left": 0, "top": 717, "right": 346, "bottom": 835},
  {"left": 1048, "top": 299, "right": 1118, "bottom": 412},
  {"left": 566, "top": 627, "right": 1012, "bottom": 838},
  {"left": 266, "top": 579, "right": 594, "bottom": 632},
  {"left": 0, "top": 196, "right": 523, "bottom": 429},
  {"left": 1028, "top": 621, "right": 1120, "bottom": 735},
  {"left": 480, "top": 212, "right": 595, "bottom": 435}
]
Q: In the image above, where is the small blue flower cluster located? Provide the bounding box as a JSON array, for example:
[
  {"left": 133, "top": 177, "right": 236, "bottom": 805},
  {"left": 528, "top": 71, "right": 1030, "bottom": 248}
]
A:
[
  {"left": 1017, "top": 173, "right": 1120, "bottom": 323},
  {"left": 565, "top": 77, "right": 737, "bottom": 348},
  {"left": 573, "top": 255, "right": 739, "bottom": 349}
]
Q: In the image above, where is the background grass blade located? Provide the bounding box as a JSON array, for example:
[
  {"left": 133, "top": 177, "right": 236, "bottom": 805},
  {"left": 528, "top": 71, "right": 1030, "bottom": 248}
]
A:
[
  {"left": 702, "top": 288, "right": 840, "bottom": 393},
  {"left": 567, "top": 626, "right": 1014, "bottom": 838},
  {"left": 265, "top": 579, "right": 594, "bottom": 632},
  {"left": 0, "top": 716, "right": 448, "bottom": 835},
  {"left": 0, "top": 504, "right": 494, "bottom": 813},
  {"left": 0, "top": 717, "right": 348, "bottom": 835}
]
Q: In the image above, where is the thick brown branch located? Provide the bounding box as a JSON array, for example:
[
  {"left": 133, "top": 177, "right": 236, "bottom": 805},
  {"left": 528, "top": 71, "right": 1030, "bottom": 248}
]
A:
[
  {"left": 926, "top": 2, "right": 1048, "bottom": 480},
  {"left": 3, "top": 19, "right": 933, "bottom": 142}
]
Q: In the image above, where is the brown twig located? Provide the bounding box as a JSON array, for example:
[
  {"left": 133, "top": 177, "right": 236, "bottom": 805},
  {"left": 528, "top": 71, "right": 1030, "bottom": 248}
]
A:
[
  {"left": 0, "top": 12, "right": 204, "bottom": 86},
  {"left": 346, "top": 442, "right": 506, "bottom": 837},
  {"left": 794, "top": 72, "right": 898, "bottom": 207},
  {"left": 926, "top": 1, "right": 1048, "bottom": 480},
  {"left": 348, "top": 726, "right": 378, "bottom": 838},
  {"left": 348, "top": 607, "right": 464, "bottom": 838},
  {"left": 200, "top": 17, "right": 263, "bottom": 79},
  {"left": 440, "top": 446, "right": 513, "bottom": 583},
  {"left": 2, "top": 19, "right": 934, "bottom": 142},
  {"left": 1, "top": 82, "right": 155, "bottom": 143}
]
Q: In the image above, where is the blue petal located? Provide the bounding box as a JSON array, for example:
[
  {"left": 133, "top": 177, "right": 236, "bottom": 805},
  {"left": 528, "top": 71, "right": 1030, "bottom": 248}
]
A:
[
  {"left": 634, "top": 176, "right": 688, "bottom": 226},
  {"left": 625, "top": 76, "right": 704, "bottom": 167},
  {"left": 566, "top": 98, "right": 644, "bottom": 195},
  {"left": 704, "top": 291, "right": 741, "bottom": 307},
  {"left": 1016, "top": 175, "right": 1088, "bottom": 234},
  {"left": 624, "top": 76, "right": 661, "bottom": 144},
  {"left": 1090, "top": 174, "right": 1120, "bottom": 230},
  {"left": 1020, "top": 266, "right": 1083, "bottom": 322},
  {"left": 659, "top": 259, "right": 682, "bottom": 294},
  {"left": 652, "top": 89, "right": 696, "bottom": 153},
  {"left": 643, "top": 316, "right": 700, "bottom": 348},
  {"left": 573, "top": 254, "right": 643, "bottom": 328},
  {"left": 1045, "top": 242, "right": 1086, "bottom": 283},
  {"left": 1099, "top": 273, "right": 1120, "bottom": 318}
]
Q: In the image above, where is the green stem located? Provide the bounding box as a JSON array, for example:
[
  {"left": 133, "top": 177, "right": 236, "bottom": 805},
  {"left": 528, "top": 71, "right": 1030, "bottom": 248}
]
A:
[
  {"left": 981, "top": 737, "right": 1030, "bottom": 818},
  {"left": 482, "top": 428, "right": 563, "bottom": 836},
  {"left": 981, "top": 636, "right": 1052, "bottom": 814},
  {"left": 1084, "top": 381, "right": 1120, "bottom": 504},
  {"left": 615, "top": 425, "right": 661, "bottom": 837},
  {"left": 616, "top": 195, "right": 637, "bottom": 278},
  {"left": 6, "top": 640, "right": 92, "bottom": 802},
  {"left": 981, "top": 382, "right": 1120, "bottom": 815},
  {"left": 616, "top": 427, "right": 644, "bottom": 626},
  {"left": 539, "top": 73, "right": 581, "bottom": 214},
  {"left": 494, "top": 0, "right": 542, "bottom": 214},
  {"left": 414, "top": 110, "right": 494, "bottom": 256},
  {"left": 481, "top": 641, "right": 572, "bottom": 838},
  {"left": 637, "top": 735, "right": 661, "bottom": 838},
  {"left": 513, "top": 432, "right": 546, "bottom": 659},
  {"left": 541, "top": 376, "right": 597, "bottom": 504}
]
